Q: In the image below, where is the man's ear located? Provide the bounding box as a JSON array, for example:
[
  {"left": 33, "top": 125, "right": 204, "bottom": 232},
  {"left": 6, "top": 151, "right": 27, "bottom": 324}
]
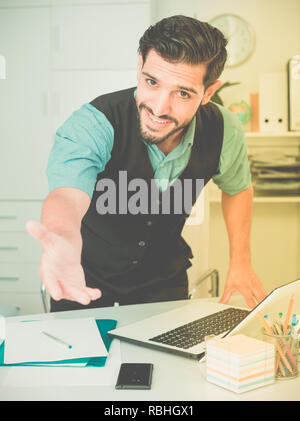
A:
[{"left": 201, "top": 80, "right": 222, "bottom": 105}]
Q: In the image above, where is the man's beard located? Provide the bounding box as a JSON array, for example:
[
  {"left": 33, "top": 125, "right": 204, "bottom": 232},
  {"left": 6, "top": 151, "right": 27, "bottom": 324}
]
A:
[{"left": 137, "top": 102, "right": 190, "bottom": 146}]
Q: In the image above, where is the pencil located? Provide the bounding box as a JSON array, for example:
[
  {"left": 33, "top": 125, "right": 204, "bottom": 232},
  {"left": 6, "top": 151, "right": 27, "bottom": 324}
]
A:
[
  {"left": 284, "top": 294, "right": 295, "bottom": 335},
  {"left": 275, "top": 353, "right": 286, "bottom": 376},
  {"left": 257, "top": 312, "right": 293, "bottom": 374},
  {"left": 283, "top": 342, "right": 298, "bottom": 369}
]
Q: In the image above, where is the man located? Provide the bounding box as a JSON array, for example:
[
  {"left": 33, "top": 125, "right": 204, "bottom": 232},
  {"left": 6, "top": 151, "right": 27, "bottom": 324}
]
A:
[{"left": 27, "top": 15, "right": 267, "bottom": 312}]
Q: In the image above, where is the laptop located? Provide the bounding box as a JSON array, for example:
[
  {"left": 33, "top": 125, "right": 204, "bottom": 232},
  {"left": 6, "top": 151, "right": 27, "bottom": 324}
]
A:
[{"left": 108, "top": 279, "right": 300, "bottom": 361}]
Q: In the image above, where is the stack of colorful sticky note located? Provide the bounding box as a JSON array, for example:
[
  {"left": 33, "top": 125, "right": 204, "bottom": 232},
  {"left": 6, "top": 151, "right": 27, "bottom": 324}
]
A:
[{"left": 206, "top": 334, "right": 275, "bottom": 393}]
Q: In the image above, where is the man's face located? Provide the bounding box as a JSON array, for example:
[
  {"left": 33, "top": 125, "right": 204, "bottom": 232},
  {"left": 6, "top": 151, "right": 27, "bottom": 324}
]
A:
[{"left": 136, "top": 49, "right": 220, "bottom": 146}]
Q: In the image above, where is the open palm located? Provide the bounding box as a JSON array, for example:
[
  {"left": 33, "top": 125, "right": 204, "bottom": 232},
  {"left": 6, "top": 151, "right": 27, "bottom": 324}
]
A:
[{"left": 27, "top": 220, "right": 101, "bottom": 305}]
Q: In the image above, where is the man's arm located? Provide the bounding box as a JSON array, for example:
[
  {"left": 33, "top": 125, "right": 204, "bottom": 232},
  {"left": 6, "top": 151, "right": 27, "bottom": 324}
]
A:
[
  {"left": 26, "top": 187, "right": 101, "bottom": 304},
  {"left": 219, "top": 185, "right": 267, "bottom": 308},
  {"left": 41, "top": 187, "right": 88, "bottom": 253},
  {"left": 28, "top": 104, "right": 114, "bottom": 304}
]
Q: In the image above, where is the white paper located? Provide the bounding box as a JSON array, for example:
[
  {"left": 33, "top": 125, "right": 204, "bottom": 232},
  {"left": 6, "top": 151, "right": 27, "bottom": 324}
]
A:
[
  {"left": 1, "top": 339, "right": 121, "bottom": 387},
  {"left": 0, "top": 315, "right": 5, "bottom": 342},
  {"left": 4, "top": 317, "right": 107, "bottom": 364}
]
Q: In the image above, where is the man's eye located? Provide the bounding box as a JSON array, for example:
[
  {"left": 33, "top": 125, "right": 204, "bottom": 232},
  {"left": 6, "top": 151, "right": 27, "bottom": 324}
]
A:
[
  {"left": 146, "top": 79, "right": 157, "bottom": 87},
  {"left": 178, "top": 91, "right": 190, "bottom": 99}
]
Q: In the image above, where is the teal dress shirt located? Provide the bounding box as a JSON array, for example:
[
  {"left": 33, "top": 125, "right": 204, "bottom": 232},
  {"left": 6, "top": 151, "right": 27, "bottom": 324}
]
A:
[{"left": 47, "top": 98, "right": 251, "bottom": 198}]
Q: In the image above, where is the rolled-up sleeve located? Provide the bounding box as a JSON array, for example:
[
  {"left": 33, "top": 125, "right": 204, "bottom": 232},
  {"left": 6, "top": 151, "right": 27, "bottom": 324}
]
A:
[
  {"left": 46, "top": 103, "right": 114, "bottom": 198},
  {"left": 212, "top": 105, "right": 251, "bottom": 196}
]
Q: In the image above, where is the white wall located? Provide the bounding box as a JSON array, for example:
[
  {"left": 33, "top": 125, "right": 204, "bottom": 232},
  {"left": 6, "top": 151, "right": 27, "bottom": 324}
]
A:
[{"left": 154, "top": 0, "right": 300, "bottom": 107}]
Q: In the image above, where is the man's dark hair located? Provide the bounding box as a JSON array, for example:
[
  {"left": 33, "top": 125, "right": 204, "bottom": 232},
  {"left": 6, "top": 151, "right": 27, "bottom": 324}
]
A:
[{"left": 138, "top": 15, "right": 228, "bottom": 89}]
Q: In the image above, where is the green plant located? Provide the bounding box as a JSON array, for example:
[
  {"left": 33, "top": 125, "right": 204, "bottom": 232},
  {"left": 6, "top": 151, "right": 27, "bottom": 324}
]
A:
[{"left": 211, "top": 81, "right": 240, "bottom": 105}]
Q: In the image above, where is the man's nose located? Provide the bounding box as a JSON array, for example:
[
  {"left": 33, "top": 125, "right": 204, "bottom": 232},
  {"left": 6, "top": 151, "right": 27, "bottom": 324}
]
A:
[{"left": 151, "top": 92, "right": 172, "bottom": 118}]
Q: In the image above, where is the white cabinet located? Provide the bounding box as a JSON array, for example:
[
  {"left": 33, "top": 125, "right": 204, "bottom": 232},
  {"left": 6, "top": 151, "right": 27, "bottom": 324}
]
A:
[
  {"left": 0, "top": 5, "right": 50, "bottom": 315},
  {"left": 52, "top": 70, "right": 137, "bottom": 132},
  {"left": 51, "top": 3, "right": 150, "bottom": 70},
  {"left": 0, "top": 201, "right": 43, "bottom": 315},
  {"left": 51, "top": 2, "right": 150, "bottom": 130},
  {"left": 0, "top": 293, "right": 44, "bottom": 315},
  {"left": 0, "top": 201, "right": 42, "bottom": 231},
  {"left": 0, "top": 233, "right": 41, "bottom": 263},
  {"left": 0, "top": 262, "right": 41, "bottom": 292},
  {"left": 0, "top": 1, "right": 152, "bottom": 315},
  {"left": 0, "top": 7, "right": 52, "bottom": 200}
]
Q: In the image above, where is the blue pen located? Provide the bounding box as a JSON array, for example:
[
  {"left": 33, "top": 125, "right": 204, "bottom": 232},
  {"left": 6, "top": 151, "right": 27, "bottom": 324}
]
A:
[
  {"left": 292, "top": 314, "right": 297, "bottom": 326},
  {"left": 42, "top": 331, "right": 72, "bottom": 349},
  {"left": 291, "top": 314, "right": 298, "bottom": 337}
]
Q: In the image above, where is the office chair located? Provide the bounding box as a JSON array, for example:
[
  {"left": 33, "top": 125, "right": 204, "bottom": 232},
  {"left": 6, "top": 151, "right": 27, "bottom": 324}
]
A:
[
  {"left": 188, "top": 268, "right": 219, "bottom": 299},
  {"left": 40, "top": 283, "right": 50, "bottom": 313}
]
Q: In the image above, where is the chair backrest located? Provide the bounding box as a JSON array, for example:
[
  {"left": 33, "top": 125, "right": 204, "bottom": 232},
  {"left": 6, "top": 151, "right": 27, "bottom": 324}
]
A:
[
  {"left": 40, "top": 284, "right": 50, "bottom": 313},
  {"left": 188, "top": 268, "right": 219, "bottom": 299}
]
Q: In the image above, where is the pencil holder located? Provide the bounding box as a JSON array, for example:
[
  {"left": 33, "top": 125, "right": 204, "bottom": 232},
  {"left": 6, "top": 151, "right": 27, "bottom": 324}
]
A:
[{"left": 262, "top": 330, "right": 299, "bottom": 380}]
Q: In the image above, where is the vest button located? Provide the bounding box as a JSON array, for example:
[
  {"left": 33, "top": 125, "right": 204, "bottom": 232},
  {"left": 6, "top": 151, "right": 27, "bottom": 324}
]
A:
[
  {"left": 146, "top": 220, "right": 152, "bottom": 226},
  {"left": 138, "top": 241, "right": 146, "bottom": 247},
  {"left": 132, "top": 260, "right": 139, "bottom": 265}
]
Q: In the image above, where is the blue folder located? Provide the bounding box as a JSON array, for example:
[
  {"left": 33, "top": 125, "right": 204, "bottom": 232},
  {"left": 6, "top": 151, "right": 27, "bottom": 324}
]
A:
[{"left": 0, "top": 319, "right": 117, "bottom": 367}]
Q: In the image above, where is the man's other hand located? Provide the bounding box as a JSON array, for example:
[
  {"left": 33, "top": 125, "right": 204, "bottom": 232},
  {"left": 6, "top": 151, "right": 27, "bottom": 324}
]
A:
[{"left": 219, "top": 264, "right": 268, "bottom": 309}]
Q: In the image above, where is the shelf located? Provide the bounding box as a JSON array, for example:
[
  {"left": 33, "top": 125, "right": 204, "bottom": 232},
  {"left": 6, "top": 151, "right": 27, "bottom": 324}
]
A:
[
  {"left": 209, "top": 194, "right": 300, "bottom": 204},
  {"left": 253, "top": 196, "right": 300, "bottom": 203},
  {"left": 245, "top": 132, "right": 300, "bottom": 138},
  {"left": 246, "top": 135, "right": 300, "bottom": 148}
]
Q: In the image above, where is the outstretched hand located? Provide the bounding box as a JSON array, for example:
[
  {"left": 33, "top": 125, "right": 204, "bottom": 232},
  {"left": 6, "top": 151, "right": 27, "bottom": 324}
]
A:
[{"left": 26, "top": 220, "right": 101, "bottom": 305}]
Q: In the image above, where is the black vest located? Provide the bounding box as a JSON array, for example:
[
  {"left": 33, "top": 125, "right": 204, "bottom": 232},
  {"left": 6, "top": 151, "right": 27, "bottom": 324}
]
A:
[{"left": 80, "top": 88, "right": 224, "bottom": 295}]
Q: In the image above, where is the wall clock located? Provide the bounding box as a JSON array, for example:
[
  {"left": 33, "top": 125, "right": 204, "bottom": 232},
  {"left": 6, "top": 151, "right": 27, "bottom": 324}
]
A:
[{"left": 209, "top": 14, "right": 255, "bottom": 67}]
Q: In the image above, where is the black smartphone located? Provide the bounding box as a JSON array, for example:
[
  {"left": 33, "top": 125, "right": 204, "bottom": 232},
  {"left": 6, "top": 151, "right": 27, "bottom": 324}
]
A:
[{"left": 115, "top": 363, "right": 153, "bottom": 390}]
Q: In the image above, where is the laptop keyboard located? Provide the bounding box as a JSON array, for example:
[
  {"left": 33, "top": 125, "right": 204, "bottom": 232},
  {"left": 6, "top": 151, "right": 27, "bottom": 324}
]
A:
[{"left": 149, "top": 307, "right": 250, "bottom": 349}]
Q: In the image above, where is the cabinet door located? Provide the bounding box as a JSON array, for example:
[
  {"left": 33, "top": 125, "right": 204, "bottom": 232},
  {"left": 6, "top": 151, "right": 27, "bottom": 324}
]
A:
[
  {"left": 0, "top": 201, "right": 42, "bottom": 231},
  {"left": 52, "top": 70, "right": 137, "bottom": 131},
  {"left": 51, "top": 2, "right": 150, "bottom": 70},
  {"left": 0, "top": 233, "right": 41, "bottom": 263},
  {"left": 0, "top": 292, "right": 44, "bottom": 315},
  {"left": 0, "top": 263, "right": 40, "bottom": 293},
  {"left": 0, "top": 7, "right": 52, "bottom": 199}
]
